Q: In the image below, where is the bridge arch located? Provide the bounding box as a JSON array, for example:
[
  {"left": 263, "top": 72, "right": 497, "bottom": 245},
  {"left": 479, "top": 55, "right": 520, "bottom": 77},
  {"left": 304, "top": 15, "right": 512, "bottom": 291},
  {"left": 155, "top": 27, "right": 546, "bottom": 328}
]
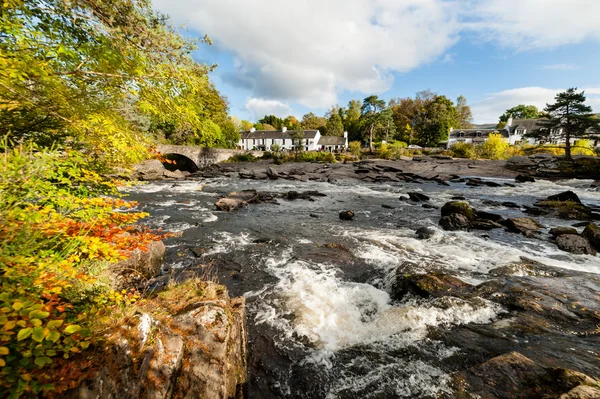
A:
[{"left": 161, "top": 153, "right": 199, "bottom": 173}]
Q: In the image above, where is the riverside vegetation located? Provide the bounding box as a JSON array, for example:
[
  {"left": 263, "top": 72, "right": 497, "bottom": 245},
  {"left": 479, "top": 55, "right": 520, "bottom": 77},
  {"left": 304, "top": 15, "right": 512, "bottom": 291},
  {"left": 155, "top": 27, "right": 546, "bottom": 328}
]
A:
[{"left": 0, "top": 0, "right": 239, "bottom": 397}]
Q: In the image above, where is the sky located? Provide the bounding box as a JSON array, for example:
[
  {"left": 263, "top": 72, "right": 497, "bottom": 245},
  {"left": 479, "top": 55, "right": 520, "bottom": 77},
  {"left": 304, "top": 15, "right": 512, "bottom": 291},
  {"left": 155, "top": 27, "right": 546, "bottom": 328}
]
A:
[{"left": 153, "top": 0, "right": 600, "bottom": 124}]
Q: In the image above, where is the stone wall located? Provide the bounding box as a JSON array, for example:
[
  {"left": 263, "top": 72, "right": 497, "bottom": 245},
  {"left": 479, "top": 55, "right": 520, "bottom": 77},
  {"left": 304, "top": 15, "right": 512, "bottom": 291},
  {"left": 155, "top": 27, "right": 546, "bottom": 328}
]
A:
[{"left": 156, "top": 145, "right": 263, "bottom": 169}]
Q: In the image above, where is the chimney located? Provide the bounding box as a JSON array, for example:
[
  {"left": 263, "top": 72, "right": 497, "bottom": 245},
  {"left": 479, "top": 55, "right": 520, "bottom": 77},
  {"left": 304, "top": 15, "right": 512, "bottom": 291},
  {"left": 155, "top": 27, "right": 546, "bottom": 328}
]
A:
[
  {"left": 506, "top": 116, "right": 513, "bottom": 128},
  {"left": 282, "top": 126, "right": 287, "bottom": 132},
  {"left": 250, "top": 127, "right": 256, "bottom": 132},
  {"left": 343, "top": 130, "right": 348, "bottom": 138}
]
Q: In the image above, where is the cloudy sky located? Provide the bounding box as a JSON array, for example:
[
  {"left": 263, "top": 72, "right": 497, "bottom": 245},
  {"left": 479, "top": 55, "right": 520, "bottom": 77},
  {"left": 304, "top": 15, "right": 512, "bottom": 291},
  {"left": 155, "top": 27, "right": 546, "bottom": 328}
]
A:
[{"left": 154, "top": 0, "right": 600, "bottom": 124}]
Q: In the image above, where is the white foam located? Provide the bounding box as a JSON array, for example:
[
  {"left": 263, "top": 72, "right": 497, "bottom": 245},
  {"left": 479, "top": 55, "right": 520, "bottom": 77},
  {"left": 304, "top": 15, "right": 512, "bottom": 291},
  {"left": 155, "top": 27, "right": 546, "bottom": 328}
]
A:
[
  {"left": 202, "top": 213, "right": 218, "bottom": 223},
  {"left": 203, "top": 231, "right": 253, "bottom": 256}
]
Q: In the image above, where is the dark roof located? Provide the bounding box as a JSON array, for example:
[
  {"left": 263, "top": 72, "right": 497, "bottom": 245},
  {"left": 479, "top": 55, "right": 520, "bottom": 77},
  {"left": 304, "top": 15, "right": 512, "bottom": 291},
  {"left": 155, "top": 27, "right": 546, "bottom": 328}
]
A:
[
  {"left": 318, "top": 136, "right": 346, "bottom": 146},
  {"left": 508, "top": 119, "right": 545, "bottom": 133},
  {"left": 241, "top": 130, "right": 318, "bottom": 140}
]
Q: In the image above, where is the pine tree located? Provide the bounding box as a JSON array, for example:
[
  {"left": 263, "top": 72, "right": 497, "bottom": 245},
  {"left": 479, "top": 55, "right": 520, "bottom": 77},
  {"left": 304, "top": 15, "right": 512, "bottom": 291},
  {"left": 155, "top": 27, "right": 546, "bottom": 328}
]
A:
[{"left": 532, "top": 88, "right": 600, "bottom": 159}]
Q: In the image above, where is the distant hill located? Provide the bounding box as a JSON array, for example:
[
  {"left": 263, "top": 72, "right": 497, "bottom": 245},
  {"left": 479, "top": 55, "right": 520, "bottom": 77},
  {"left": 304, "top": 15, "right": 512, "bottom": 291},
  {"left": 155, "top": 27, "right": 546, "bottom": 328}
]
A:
[{"left": 470, "top": 123, "right": 498, "bottom": 129}]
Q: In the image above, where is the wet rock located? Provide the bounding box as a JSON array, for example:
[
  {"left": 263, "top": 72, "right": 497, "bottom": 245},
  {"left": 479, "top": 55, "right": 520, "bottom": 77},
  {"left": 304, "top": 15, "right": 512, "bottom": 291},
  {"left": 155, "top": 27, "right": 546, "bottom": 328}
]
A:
[
  {"left": 381, "top": 204, "right": 395, "bottom": 209},
  {"left": 339, "top": 210, "right": 355, "bottom": 221},
  {"left": 488, "top": 257, "right": 564, "bottom": 277},
  {"left": 581, "top": 223, "right": 600, "bottom": 251},
  {"left": 215, "top": 191, "right": 254, "bottom": 212},
  {"left": 572, "top": 221, "right": 593, "bottom": 228},
  {"left": 523, "top": 205, "right": 550, "bottom": 216},
  {"left": 441, "top": 201, "right": 476, "bottom": 220},
  {"left": 439, "top": 213, "right": 472, "bottom": 231},
  {"left": 451, "top": 196, "right": 466, "bottom": 201},
  {"left": 515, "top": 174, "right": 536, "bottom": 183},
  {"left": 309, "top": 213, "right": 319, "bottom": 218},
  {"left": 407, "top": 191, "right": 430, "bottom": 202},
  {"left": 189, "top": 247, "right": 206, "bottom": 258},
  {"left": 549, "top": 226, "right": 579, "bottom": 238},
  {"left": 555, "top": 234, "right": 596, "bottom": 255},
  {"left": 547, "top": 190, "right": 582, "bottom": 203},
  {"left": 133, "top": 159, "right": 169, "bottom": 181},
  {"left": 534, "top": 199, "right": 592, "bottom": 220},
  {"left": 560, "top": 385, "right": 600, "bottom": 399},
  {"left": 476, "top": 211, "right": 505, "bottom": 223},
  {"left": 447, "top": 352, "right": 600, "bottom": 399},
  {"left": 266, "top": 166, "right": 279, "bottom": 179},
  {"left": 398, "top": 195, "right": 410, "bottom": 201},
  {"left": 503, "top": 217, "right": 543, "bottom": 237},
  {"left": 287, "top": 190, "right": 300, "bottom": 200},
  {"left": 591, "top": 180, "right": 600, "bottom": 188},
  {"left": 471, "top": 220, "right": 504, "bottom": 230},
  {"left": 422, "top": 203, "right": 439, "bottom": 210},
  {"left": 415, "top": 227, "right": 436, "bottom": 239},
  {"left": 502, "top": 201, "right": 521, "bottom": 208},
  {"left": 390, "top": 271, "right": 472, "bottom": 301}
]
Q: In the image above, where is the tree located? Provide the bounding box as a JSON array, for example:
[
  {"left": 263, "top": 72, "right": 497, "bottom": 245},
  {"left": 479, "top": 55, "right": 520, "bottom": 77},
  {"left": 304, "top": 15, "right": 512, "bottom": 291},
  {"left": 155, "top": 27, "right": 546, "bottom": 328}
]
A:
[
  {"left": 343, "top": 99, "right": 362, "bottom": 141},
  {"left": 413, "top": 95, "right": 457, "bottom": 147},
  {"left": 283, "top": 115, "right": 300, "bottom": 129},
  {"left": 324, "top": 106, "right": 345, "bottom": 136},
  {"left": 301, "top": 112, "right": 326, "bottom": 130},
  {"left": 259, "top": 115, "right": 284, "bottom": 129},
  {"left": 389, "top": 97, "right": 417, "bottom": 143},
  {"left": 360, "top": 95, "right": 386, "bottom": 152},
  {"left": 290, "top": 128, "right": 305, "bottom": 160},
  {"left": 531, "top": 88, "right": 600, "bottom": 159},
  {"left": 456, "top": 95, "right": 473, "bottom": 129},
  {"left": 482, "top": 133, "right": 508, "bottom": 160},
  {"left": 262, "top": 123, "right": 276, "bottom": 131},
  {"left": 240, "top": 120, "right": 254, "bottom": 131},
  {"left": 499, "top": 105, "right": 541, "bottom": 125}
]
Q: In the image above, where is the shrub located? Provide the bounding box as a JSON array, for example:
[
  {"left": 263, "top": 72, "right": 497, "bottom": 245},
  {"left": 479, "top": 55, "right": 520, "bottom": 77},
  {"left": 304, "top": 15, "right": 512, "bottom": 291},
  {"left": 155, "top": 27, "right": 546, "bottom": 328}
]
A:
[
  {"left": 349, "top": 141, "right": 362, "bottom": 156},
  {"left": 0, "top": 143, "right": 164, "bottom": 397},
  {"left": 572, "top": 139, "right": 595, "bottom": 156},
  {"left": 481, "top": 133, "right": 509, "bottom": 160},
  {"left": 227, "top": 152, "right": 258, "bottom": 162},
  {"left": 450, "top": 142, "right": 476, "bottom": 159},
  {"left": 261, "top": 151, "right": 273, "bottom": 159}
]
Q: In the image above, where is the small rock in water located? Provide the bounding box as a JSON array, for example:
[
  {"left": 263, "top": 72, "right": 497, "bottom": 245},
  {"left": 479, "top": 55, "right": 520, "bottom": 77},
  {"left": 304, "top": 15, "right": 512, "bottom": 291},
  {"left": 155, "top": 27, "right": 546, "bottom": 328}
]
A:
[
  {"left": 398, "top": 195, "right": 410, "bottom": 201},
  {"left": 504, "top": 217, "right": 543, "bottom": 237},
  {"left": 547, "top": 190, "right": 582, "bottom": 203},
  {"left": 422, "top": 203, "right": 439, "bottom": 210},
  {"left": 439, "top": 213, "right": 472, "bottom": 231},
  {"left": 502, "top": 201, "right": 521, "bottom": 208},
  {"left": 549, "top": 226, "right": 578, "bottom": 238},
  {"left": 381, "top": 204, "right": 395, "bottom": 209},
  {"left": 451, "top": 196, "right": 466, "bottom": 201},
  {"left": 582, "top": 223, "right": 600, "bottom": 251},
  {"left": 189, "top": 247, "right": 206, "bottom": 257},
  {"left": 407, "top": 192, "right": 430, "bottom": 202},
  {"left": 339, "top": 210, "right": 355, "bottom": 221},
  {"left": 515, "top": 174, "right": 536, "bottom": 183},
  {"left": 555, "top": 234, "right": 596, "bottom": 255},
  {"left": 309, "top": 213, "right": 320, "bottom": 218},
  {"left": 415, "top": 227, "right": 436, "bottom": 239}
]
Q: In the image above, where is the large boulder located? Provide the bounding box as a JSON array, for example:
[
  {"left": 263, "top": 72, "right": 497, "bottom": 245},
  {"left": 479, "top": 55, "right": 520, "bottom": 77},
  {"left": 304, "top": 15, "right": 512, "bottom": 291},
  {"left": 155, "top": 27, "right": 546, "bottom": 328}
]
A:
[
  {"left": 547, "top": 190, "right": 582, "bottom": 203},
  {"left": 515, "top": 174, "right": 536, "bottom": 183},
  {"left": 535, "top": 200, "right": 592, "bottom": 220},
  {"left": 582, "top": 223, "right": 600, "bottom": 251},
  {"left": 550, "top": 226, "right": 579, "bottom": 238},
  {"left": 109, "top": 240, "right": 166, "bottom": 289},
  {"left": 415, "top": 227, "right": 436, "bottom": 239},
  {"left": 390, "top": 272, "right": 472, "bottom": 301},
  {"left": 503, "top": 218, "right": 543, "bottom": 237},
  {"left": 407, "top": 192, "right": 430, "bottom": 202},
  {"left": 441, "top": 201, "right": 476, "bottom": 220},
  {"left": 134, "top": 159, "right": 168, "bottom": 181},
  {"left": 215, "top": 190, "right": 258, "bottom": 211},
  {"left": 66, "top": 280, "right": 247, "bottom": 399},
  {"left": 439, "top": 213, "right": 472, "bottom": 231},
  {"left": 555, "top": 234, "right": 596, "bottom": 255},
  {"left": 266, "top": 166, "right": 279, "bottom": 180}
]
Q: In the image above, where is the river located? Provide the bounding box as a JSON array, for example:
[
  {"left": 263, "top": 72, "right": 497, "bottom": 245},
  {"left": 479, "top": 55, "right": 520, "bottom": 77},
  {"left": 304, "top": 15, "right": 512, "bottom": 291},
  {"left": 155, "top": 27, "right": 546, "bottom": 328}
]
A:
[{"left": 123, "top": 175, "right": 600, "bottom": 398}]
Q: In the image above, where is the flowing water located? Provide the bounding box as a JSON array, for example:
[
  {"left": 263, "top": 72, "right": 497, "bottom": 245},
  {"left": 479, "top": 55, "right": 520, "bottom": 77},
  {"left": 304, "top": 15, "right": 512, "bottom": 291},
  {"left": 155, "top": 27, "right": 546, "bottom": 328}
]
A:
[{"left": 123, "top": 176, "right": 600, "bottom": 399}]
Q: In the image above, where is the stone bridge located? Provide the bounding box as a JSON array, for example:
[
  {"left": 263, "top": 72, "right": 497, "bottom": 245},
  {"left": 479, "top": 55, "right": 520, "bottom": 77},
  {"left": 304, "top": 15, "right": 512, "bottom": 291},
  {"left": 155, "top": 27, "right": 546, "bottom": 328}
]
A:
[{"left": 156, "top": 145, "right": 262, "bottom": 171}]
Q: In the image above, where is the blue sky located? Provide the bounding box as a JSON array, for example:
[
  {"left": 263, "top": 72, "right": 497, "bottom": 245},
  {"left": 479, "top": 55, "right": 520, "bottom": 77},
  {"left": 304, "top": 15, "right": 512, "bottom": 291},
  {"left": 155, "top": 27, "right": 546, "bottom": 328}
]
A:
[{"left": 154, "top": 0, "right": 600, "bottom": 124}]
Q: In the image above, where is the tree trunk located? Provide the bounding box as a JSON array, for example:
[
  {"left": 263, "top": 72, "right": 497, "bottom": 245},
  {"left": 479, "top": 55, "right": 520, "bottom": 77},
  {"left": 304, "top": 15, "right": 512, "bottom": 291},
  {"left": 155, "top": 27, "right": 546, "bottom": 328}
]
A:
[
  {"left": 369, "top": 125, "right": 374, "bottom": 153},
  {"left": 565, "top": 130, "right": 572, "bottom": 159}
]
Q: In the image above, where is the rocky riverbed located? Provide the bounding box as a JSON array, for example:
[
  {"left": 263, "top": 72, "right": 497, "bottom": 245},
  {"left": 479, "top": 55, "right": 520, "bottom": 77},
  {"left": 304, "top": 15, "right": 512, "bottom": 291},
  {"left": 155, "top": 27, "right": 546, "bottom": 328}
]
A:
[{"left": 122, "top": 157, "right": 600, "bottom": 399}]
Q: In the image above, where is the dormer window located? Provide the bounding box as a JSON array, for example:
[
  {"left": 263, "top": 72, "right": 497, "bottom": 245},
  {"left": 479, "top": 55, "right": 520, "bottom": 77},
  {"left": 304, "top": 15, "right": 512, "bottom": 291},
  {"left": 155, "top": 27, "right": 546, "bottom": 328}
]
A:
[
  {"left": 458, "top": 133, "right": 465, "bottom": 138},
  {"left": 475, "top": 132, "right": 482, "bottom": 137}
]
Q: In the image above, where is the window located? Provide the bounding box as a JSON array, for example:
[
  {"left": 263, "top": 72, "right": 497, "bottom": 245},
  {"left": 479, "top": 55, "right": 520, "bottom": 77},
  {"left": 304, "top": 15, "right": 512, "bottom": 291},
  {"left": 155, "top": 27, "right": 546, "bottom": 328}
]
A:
[
  {"left": 282, "top": 139, "right": 286, "bottom": 145},
  {"left": 458, "top": 133, "right": 465, "bottom": 138},
  {"left": 475, "top": 132, "right": 482, "bottom": 137},
  {"left": 253, "top": 139, "right": 255, "bottom": 145}
]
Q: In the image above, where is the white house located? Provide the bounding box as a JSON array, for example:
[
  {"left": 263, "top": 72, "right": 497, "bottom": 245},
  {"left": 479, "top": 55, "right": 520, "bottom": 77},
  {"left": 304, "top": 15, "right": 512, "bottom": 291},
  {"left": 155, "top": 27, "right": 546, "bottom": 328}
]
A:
[{"left": 238, "top": 127, "right": 348, "bottom": 151}]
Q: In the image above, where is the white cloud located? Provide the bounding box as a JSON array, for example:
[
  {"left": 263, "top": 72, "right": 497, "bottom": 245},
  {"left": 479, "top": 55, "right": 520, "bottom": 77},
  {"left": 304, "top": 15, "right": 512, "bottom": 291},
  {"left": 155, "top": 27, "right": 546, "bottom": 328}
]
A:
[
  {"left": 153, "top": 0, "right": 600, "bottom": 108},
  {"left": 542, "top": 64, "right": 579, "bottom": 71},
  {"left": 245, "top": 98, "right": 292, "bottom": 120},
  {"left": 471, "top": 87, "right": 600, "bottom": 123}
]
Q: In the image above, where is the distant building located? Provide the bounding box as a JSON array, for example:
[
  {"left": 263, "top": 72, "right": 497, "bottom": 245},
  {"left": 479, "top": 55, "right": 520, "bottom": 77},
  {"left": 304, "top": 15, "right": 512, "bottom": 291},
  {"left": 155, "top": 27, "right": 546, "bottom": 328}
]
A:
[
  {"left": 238, "top": 127, "right": 348, "bottom": 151},
  {"left": 443, "top": 127, "right": 503, "bottom": 148}
]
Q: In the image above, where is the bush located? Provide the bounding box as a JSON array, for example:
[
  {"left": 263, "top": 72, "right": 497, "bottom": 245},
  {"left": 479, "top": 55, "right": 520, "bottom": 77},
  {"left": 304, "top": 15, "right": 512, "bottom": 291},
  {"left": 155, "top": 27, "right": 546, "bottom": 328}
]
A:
[
  {"left": 481, "top": 133, "right": 509, "bottom": 160},
  {"left": 450, "top": 142, "right": 476, "bottom": 159},
  {"left": 261, "top": 151, "right": 273, "bottom": 159},
  {"left": 349, "top": 141, "right": 362, "bottom": 156},
  {"left": 227, "top": 152, "right": 258, "bottom": 162},
  {"left": 572, "top": 139, "right": 595, "bottom": 156},
  {"left": 0, "top": 143, "right": 164, "bottom": 397}
]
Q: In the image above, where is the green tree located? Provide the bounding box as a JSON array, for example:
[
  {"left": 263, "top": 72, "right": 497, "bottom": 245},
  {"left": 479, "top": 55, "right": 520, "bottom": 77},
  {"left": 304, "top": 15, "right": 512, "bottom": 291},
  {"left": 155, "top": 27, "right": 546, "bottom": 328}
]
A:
[
  {"left": 324, "top": 107, "right": 345, "bottom": 136},
  {"left": 240, "top": 120, "right": 253, "bottom": 131},
  {"left": 360, "top": 95, "right": 387, "bottom": 152},
  {"left": 290, "top": 128, "right": 304, "bottom": 160},
  {"left": 499, "top": 105, "right": 541, "bottom": 124},
  {"left": 259, "top": 115, "right": 284, "bottom": 129},
  {"left": 389, "top": 97, "right": 417, "bottom": 143},
  {"left": 343, "top": 99, "right": 362, "bottom": 141},
  {"left": 531, "top": 88, "right": 600, "bottom": 159},
  {"left": 283, "top": 115, "right": 300, "bottom": 129},
  {"left": 414, "top": 95, "right": 457, "bottom": 147},
  {"left": 456, "top": 95, "right": 473, "bottom": 129},
  {"left": 301, "top": 112, "right": 327, "bottom": 130}
]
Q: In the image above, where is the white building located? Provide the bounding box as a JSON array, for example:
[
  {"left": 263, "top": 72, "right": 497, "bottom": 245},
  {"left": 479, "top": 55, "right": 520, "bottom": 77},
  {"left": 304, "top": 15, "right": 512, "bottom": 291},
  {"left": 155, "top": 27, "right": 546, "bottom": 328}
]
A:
[{"left": 238, "top": 127, "right": 348, "bottom": 151}]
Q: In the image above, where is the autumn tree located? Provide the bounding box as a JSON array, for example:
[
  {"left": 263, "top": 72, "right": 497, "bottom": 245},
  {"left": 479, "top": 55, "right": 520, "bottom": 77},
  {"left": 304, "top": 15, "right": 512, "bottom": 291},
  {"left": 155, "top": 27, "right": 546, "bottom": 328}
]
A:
[
  {"left": 389, "top": 97, "right": 417, "bottom": 143},
  {"left": 240, "top": 120, "right": 254, "bottom": 131},
  {"left": 531, "top": 88, "right": 600, "bottom": 159},
  {"left": 300, "top": 112, "right": 327, "bottom": 130},
  {"left": 283, "top": 115, "right": 300, "bottom": 129},
  {"left": 259, "top": 115, "right": 284, "bottom": 130}
]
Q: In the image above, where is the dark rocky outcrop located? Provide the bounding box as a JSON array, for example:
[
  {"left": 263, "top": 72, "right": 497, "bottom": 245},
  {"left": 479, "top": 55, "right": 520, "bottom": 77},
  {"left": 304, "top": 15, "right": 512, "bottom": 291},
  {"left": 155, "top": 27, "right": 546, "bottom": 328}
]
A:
[
  {"left": 506, "top": 155, "right": 600, "bottom": 180},
  {"left": 534, "top": 194, "right": 592, "bottom": 220},
  {"left": 440, "top": 202, "right": 506, "bottom": 231},
  {"left": 441, "top": 201, "right": 476, "bottom": 220},
  {"left": 339, "top": 210, "right": 355, "bottom": 221},
  {"left": 133, "top": 159, "right": 191, "bottom": 181},
  {"left": 548, "top": 190, "right": 582, "bottom": 203},
  {"left": 109, "top": 240, "right": 166, "bottom": 289},
  {"left": 555, "top": 234, "right": 596, "bottom": 255},
  {"left": 215, "top": 189, "right": 325, "bottom": 211},
  {"left": 390, "top": 272, "right": 472, "bottom": 301},
  {"left": 415, "top": 227, "right": 436, "bottom": 239}
]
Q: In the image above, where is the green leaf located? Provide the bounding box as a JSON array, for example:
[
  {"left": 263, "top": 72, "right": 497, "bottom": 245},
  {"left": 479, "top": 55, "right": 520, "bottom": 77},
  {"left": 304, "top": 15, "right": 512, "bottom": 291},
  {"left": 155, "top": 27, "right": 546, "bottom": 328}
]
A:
[
  {"left": 47, "top": 320, "right": 63, "bottom": 329},
  {"left": 12, "top": 302, "right": 23, "bottom": 311},
  {"left": 17, "top": 327, "right": 32, "bottom": 341},
  {"left": 32, "top": 327, "right": 46, "bottom": 343},
  {"left": 64, "top": 325, "right": 81, "bottom": 334},
  {"left": 46, "top": 331, "right": 60, "bottom": 342},
  {"left": 34, "top": 356, "right": 52, "bottom": 367}
]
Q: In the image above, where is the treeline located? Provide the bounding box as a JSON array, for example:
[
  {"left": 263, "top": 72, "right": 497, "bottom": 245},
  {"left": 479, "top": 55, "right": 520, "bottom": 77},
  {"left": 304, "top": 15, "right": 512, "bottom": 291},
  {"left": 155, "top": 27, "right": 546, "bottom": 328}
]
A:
[
  {"left": 246, "top": 91, "right": 473, "bottom": 149},
  {"left": 1, "top": 0, "right": 238, "bottom": 163}
]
